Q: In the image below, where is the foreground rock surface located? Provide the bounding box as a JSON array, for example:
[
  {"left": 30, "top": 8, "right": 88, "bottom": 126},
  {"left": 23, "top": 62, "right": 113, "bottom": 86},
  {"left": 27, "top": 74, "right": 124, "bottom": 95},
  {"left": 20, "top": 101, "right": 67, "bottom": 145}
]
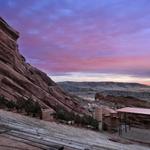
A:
[
  {"left": 0, "top": 17, "right": 83, "bottom": 113},
  {"left": 0, "top": 109, "right": 149, "bottom": 150}
]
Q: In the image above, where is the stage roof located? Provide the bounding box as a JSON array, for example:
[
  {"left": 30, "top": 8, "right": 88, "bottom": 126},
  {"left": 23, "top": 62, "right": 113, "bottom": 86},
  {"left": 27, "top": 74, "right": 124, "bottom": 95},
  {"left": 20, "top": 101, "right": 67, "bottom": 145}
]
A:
[{"left": 117, "top": 107, "right": 150, "bottom": 115}]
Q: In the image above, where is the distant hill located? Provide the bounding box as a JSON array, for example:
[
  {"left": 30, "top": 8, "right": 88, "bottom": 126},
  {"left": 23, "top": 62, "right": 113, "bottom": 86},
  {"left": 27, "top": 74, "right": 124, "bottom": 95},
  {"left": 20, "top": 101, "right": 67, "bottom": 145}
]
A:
[{"left": 58, "top": 81, "right": 150, "bottom": 101}]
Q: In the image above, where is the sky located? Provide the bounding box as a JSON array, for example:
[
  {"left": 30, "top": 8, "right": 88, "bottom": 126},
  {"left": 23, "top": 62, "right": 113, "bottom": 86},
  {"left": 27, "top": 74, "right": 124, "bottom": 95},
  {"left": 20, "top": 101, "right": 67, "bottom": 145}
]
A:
[{"left": 0, "top": 0, "right": 150, "bottom": 85}]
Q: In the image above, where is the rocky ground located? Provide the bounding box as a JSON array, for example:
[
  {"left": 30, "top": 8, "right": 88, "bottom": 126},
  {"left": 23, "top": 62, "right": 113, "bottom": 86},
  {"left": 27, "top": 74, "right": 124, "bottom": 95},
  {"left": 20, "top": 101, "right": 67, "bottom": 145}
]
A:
[
  {"left": 121, "top": 127, "right": 150, "bottom": 145},
  {"left": 0, "top": 109, "right": 149, "bottom": 150}
]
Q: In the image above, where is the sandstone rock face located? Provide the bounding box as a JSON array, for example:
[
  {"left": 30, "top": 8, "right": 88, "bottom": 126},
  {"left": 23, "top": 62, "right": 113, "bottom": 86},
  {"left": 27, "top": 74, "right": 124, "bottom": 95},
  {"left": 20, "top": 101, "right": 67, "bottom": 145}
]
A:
[{"left": 0, "top": 17, "right": 83, "bottom": 113}]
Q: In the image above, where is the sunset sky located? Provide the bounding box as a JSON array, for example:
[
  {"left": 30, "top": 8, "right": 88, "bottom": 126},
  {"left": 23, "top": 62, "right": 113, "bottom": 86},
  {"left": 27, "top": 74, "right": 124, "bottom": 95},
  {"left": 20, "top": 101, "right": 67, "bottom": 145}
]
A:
[{"left": 0, "top": 0, "right": 150, "bottom": 85}]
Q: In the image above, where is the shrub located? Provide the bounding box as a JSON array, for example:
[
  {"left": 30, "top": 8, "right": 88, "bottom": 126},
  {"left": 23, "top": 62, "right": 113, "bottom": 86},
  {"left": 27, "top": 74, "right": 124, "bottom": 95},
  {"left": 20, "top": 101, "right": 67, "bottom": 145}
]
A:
[
  {"left": 54, "top": 108, "right": 98, "bottom": 129},
  {"left": 23, "top": 98, "right": 42, "bottom": 117},
  {"left": 0, "top": 96, "right": 7, "bottom": 107},
  {"left": 31, "top": 101, "right": 42, "bottom": 117},
  {"left": 0, "top": 96, "right": 42, "bottom": 118},
  {"left": 0, "top": 96, "right": 16, "bottom": 110},
  {"left": 6, "top": 100, "right": 16, "bottom": 110},
  {"left": 55, "top": 109, "right": 74, "bottom": 121},
  {"left": 16, "top": 98, "right": 25, "bottom": 112}
]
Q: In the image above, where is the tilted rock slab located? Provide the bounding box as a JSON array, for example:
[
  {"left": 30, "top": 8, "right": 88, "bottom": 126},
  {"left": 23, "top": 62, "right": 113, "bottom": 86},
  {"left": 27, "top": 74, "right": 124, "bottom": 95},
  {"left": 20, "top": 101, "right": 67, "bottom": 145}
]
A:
[{"left": 0, "top": 17, "right": 84, "bottom": 113}]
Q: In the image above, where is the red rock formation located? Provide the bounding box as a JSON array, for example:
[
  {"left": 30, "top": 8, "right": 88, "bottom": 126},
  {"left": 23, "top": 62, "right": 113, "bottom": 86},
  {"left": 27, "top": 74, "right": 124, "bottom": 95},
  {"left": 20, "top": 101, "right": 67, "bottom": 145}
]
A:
[
  {"left": 95, "top": 93, "right": 150, "bottom": 108},
  {"left": 0, "top": 17, "right": 84, "bottom": 113}
]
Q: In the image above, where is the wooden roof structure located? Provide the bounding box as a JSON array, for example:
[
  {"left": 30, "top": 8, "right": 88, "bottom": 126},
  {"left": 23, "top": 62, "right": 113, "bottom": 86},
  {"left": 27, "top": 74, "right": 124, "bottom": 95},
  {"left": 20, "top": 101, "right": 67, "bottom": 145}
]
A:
[{"left": 117, "top": 107, "right": 150, "bottom": 115}]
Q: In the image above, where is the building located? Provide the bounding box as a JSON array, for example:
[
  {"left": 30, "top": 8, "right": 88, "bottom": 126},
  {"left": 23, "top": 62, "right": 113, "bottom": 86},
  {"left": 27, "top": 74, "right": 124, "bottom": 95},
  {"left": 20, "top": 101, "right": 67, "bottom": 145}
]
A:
[
  {"left": 42, "top": 108, "right": 55, "bottom": 121},
  {"left": 117, "top": 107, "right": 150, "bottom": 135},
  {"left": 94, "top": 106, "right": 118, "bottom": 131}
]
